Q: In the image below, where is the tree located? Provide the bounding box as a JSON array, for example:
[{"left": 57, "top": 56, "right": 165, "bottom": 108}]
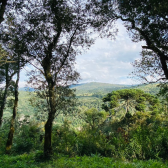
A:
[
  {"left": 5, "top": 52, "right": 21, "bottom": 154},
  {"left": 102, "top": 89, "right": 160, "bottom": 119},
  {"left": 0, "top": 62, "right": 17, "bottom": 126},
  {"left": 131, "top": 50, "right": 164, "bottom": 83},
  {"left": 0, "top": 14, "right": 28, "bottom": 126},
  {"left": 88, "top": 0, "right": 168, "bottom": 82},
  {"left": 0, "top": 0, "right": 28, "bottom": 66},
  {"left": 0, "top": 9, "right": 29, "bottom": 153},
  {"left": 117, "top": 0, "right": 168, "bottom": 83},
  {"left": 29, "top": 86, "right": 78, "bottom": 123},
  {"left": 5, "top": 0, "right": 94, "bottom": 157},
  {"left": 79, "top": 108, "right": 107, "bottom": 130}
]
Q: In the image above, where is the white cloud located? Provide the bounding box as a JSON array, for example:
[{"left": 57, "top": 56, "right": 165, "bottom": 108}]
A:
[
  {"left": 18, "top": 81, "right": 27, "bottom": 88},
  {"left": 75, "top": 20, "right": 145, "bottom": 85}
]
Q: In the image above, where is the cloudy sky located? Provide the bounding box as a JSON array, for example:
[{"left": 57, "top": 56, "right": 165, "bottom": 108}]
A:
[
  {"left": 75, "top": 21, "right": 146, "bottom": 85},
  {"left": 19, "top": 21, "right": 145, "bottom": 88}
]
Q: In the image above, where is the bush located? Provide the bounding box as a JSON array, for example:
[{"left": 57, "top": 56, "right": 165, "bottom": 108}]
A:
[
  {"left": 52, "top": 120, "right": 77, "bottom": 156},
  {"left": 123, "top": 112, "right": 168, "bottom": 160},
  {"left": 0, "top": 118, "right": 10, "bottom": 154},
  {"left": 12, "top": 121, "right": 43, "bottom": 154}
]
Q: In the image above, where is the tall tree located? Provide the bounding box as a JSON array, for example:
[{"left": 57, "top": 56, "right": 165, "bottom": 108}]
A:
[
  {"left": 102, "top": 89, "right": 160, "bottom": 118},
  {"left": 0, "top": 62, "right": 16, "bottom": 126},
  {"left": 0, "top": 14, "right": 28, "bottom": 126},
  {"left": 8, "top": 0, "right": 94, "bottom": 156},
  {"left": 117, "top": 0, "right": 168, "bottom": 82},
  {"left": 5, "top": 53, "right": 20, "bottom": 154}
]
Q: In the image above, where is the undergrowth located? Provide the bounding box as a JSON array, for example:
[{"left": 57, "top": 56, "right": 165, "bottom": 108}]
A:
[{"left": 0, "top": 153, "right": 168, "bottom": 168}]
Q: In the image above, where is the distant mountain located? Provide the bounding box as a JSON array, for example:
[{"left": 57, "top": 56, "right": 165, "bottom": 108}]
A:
[
  {"left": 19, "top": 82, "right": 160, "bottom": 96},
  {"left": 73, "top": 82, "right": 131, "bottom": 95},
  {"left": 69, "top": 83, "right": 86, "bottom": 88},
  {"left": 134, "top": 83, "right": 160, "bottom": 95},
  {"left": 19, "top": 87, "right": 35, "bottom": 92},
  {"left": 73, "top": 82, "right": 160, "bottom": 96}
]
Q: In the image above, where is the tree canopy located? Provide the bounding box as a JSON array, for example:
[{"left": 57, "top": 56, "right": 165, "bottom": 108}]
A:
[
  {"left": 102, "top": 89, "right": 160, "bottom": 118},
  {"left": 88, "top": 0, "right": 168, "bottom": 83}
]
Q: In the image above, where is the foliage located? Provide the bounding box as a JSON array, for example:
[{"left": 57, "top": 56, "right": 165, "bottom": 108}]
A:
[
  {"left": 29, "top": 87, "right": 78, "bottom": 122},
  {"left": 88, "top": 0, "right": 168, "bottom": 82},
  {"left": 157, "top": 83, "right": 168, "bottom": 114},
  {"left": 125, "top": 112, "right": 168, "bottom": 160},
  {"left": 1, "top": 103, "right": 168, "bottom": 161},
  {"left": 0, "top": 118, "right": 10, "bottom": 154},
  {"left": 4, "top": 119, "right": 43, "bottom": 155},
  {"left": 52, "top": 120, "right": 77, "bottom": 156},
  {"left": 117, "top": 0, "right": 168, "bottom": 82},
  {"left": 79, "top": 108, "right": 108, "bottom": 130},
  {"left": 0, "top": 44, "right": 9, "bottom": 66},
  {"left": 0, "top": 0, "right": 168, "bottom": 163},
  {"left": 102, "top": 89, "right": 160, "bottom": 120}
]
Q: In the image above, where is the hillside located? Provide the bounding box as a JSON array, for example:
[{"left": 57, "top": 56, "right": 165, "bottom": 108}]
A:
[
  {"left": 18, "top": 82, "right": 160, "bottom": 96},
  {"left": 73, "top": 82, "right": 131, "bottom": 96},
  {"left": 72, "top": 82, "right": 160, "bottom": 96},
  {"left": 135, "top": 83, "right": 160, "bottom": 95},
  {"left": 3, "top": 82, "right": 161, "bottom": 124}
]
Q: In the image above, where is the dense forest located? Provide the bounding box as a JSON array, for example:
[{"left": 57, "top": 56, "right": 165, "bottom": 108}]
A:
[{"left": 0, "top": 0, "right": 168, "bottom": 167}]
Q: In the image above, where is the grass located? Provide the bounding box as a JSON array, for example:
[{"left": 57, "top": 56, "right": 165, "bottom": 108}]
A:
[{"left": 0, "top": 153, "right": 168, "bottom": 168}]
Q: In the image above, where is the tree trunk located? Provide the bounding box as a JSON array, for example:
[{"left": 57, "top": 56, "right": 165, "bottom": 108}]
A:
[
  {"left": 44, "top": 85, "right": 55, "bottom": 157},
  {"left": 44, "top": 115, "right": 53, "bottom": 157},
  {"left": 0, "top": 64, "right": 10, "bottom": 127},
  {"left": 6, "top": 63, "right": 20, "bottom": 154},
  {"left": 43, "top": 60, "right": 56, "bottom": 156},
  {"left": 0, "top": 0, "right": 8, "bottom": 24},
  {"left": 0, "top": 85, "right": 8, "bottom": 126},
  {"left": 42, "top": 49, "right": 57, "bottom": 157}
]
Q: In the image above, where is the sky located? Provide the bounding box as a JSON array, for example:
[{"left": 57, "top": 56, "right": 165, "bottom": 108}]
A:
[{"left": 19, "top": 21, "right": 145, "bottom": 88}]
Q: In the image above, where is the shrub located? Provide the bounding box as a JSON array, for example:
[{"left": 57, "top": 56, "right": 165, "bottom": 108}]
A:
[{"left": 12, "top": 121, "right": 43, "bottom": 154}]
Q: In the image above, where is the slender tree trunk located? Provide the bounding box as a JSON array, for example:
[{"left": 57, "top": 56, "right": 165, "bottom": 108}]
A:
[
  {"left": 44, "top": 85, "right": 56, "bottom": 157},
  {"left": 6, "top": 62, "right": 20, "bottom": 154},
  {"left": 0, "top": 0, "right": 8, "bottom": 24},
  {"left": 42, "top": 54, "right": 56, "bottom": 157},
  {"left": 44, "top": 114, "right": 54, "bottom": 157},
  {"left": 0, "top": 64, "right": 10, "bottom": 127},
  {"left": 0, "top": 84, "right": 9, "bottom": 126}
]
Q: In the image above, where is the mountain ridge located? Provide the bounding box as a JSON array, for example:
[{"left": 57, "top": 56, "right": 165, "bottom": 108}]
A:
[{"left": 19, "top": 82, "right": 159, "bottom": 95}]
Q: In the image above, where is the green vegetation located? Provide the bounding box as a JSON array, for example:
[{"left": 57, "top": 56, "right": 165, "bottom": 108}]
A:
[
  {"left": 0, "top": 83, "right": 168, "bottom": 167},
  {"left": 0, "top": 0, "right": 167, "bottom": 166},
  {"left": 2, "top": 83, "right": 161, "bottom": 123},
  {"left": 1, "top": 154, "right": 168, "bottom": 168},
  {"left": 73, "top": 82, "right": 130, "bottom": 96},
  {"left": 1, "top": 83, "right": 168, "bottom": 159},
  {"left": 135, "top": 84, "right": 160, "bottom": 96},
  {"left": 0, "top": 152, "right": 168, "bottom": 168},
  {"left": 3, "top": 91, "right": 36, "bottom": 118},
  {"left": 102, "top": 89, "right": 160, "bottom": 120}
]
